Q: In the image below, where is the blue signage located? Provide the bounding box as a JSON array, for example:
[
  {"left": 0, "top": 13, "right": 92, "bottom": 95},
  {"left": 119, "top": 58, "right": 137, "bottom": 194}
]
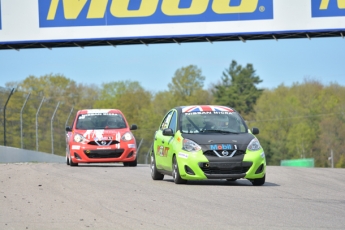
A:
[
  {"left": 39, "top": 0, "right": 274, "bottom": 28},
  {"left": 312, "top": 0, "right": 345, "bottom": 17},
  {"left": 0, "top": 2, "right": 2, "bottom": 30}
]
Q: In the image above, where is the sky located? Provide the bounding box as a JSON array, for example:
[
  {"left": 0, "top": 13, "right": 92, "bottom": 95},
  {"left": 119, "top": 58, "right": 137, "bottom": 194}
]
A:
[{"left": 0, "top": 36, "right": 344, "bottom": 93}]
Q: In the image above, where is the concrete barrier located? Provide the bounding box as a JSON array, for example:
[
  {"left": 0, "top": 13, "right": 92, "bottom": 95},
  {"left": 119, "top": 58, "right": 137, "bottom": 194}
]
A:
[{"left": 0, "top": 145, "right": 65, "bottom": 163}]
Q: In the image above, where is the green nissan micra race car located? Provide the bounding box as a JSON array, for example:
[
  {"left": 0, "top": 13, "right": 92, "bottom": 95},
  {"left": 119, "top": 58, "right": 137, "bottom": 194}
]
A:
[{"left": 150, "top": 105, "right": 266, "bottom": 185}]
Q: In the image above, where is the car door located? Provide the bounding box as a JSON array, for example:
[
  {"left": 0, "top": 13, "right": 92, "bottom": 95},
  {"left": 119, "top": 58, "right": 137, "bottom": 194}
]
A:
[
  {"left": 154, "top": 110, "right": 173, "bottom": 170},
  {"left": 163, "top": 110, "right": 178, "bottom": 171}
]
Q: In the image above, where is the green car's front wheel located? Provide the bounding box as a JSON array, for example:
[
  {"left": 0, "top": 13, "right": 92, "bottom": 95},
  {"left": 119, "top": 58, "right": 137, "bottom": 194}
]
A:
[
  {"left": 172, "top": 156, "right": 187, "bottom": 184},
  {"left": 151, "top": 153, "right": 164, "bottom": 180},
  {"left": 251, "top": 174, "right": 265, "bottom": 186}
]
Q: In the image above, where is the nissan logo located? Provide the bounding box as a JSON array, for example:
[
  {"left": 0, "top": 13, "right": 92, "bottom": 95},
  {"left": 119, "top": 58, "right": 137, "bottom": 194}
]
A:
[{"left": 222, "top": 150, "right": 229, "bottom": 156}]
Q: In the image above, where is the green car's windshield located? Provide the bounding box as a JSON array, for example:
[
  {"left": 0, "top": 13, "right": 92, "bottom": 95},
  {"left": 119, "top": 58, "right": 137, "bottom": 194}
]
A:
[
  {"left": 76, "top": 113, "right": 127, "bottom": 130},
  {"left": 180, "top": 111, "right": 247, "bottom": 134}
]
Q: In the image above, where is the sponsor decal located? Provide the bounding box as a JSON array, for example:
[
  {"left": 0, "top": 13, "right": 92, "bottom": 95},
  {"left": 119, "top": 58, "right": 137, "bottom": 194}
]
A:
[
  {"left": 84, "top": 130, "right": 120, "bottom": 148},
  {"left": 84, "top": 129, "right": 105, "bottom": 140},
  {"left": 210, "top": 144, "right": 233, "bottom": 150},
  {"left": 79, "top": 113, "right": 120, "bottom": 118},
  {"left": 39, "top": 0, "right": 273, "bottom": 28},
  {"left": 116, "top": 132, "right": 121, "bottom": 149},
  {"left": 312, "top": 0, "right": 345, "bottom": 17},
  {"left": 184, "top": 112, "right": 213, "bottom": 115},
  {"left": 182, "top": 105, "right": 234, "bottom": 113},
  {"left": 184, "top": 111, "right": 234, "bottom": 115},
  {"left": 72, "top": 145, "right": 80, "bottom": 150},
  {"left": 128, "top": 144, "right": 136, "bottom": 148},
  {"left": 157, "top": 145, "right": 169, "bottom": 157},
  {"left": 178, "top": 153, "right": 188, "bottom": 159},
  {"left": 94, "top": 136, "right": 113, "bottom": 141}
]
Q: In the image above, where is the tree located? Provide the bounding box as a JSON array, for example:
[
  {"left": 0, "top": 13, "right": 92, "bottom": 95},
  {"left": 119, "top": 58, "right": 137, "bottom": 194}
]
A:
[
  {"left": 213, "top": 60, "right": 263, "bottom": 116},
  {"left": 94, "top": 80, "right": 152, "bottom": 124},
  {"left": 253, "top": 80, "right": 345, "bottom": 167},
  {"left": 168, "top": 65, "right": 207, "bottom": 105},
  {"left": 2, "top": 74, "right": 99, "bottom": 154}
]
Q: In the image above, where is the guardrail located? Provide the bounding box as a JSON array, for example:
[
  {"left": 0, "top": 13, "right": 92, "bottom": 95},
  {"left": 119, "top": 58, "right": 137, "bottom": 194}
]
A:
[{"left": 0, "top": 145, "right": 65, "bottom": 163}]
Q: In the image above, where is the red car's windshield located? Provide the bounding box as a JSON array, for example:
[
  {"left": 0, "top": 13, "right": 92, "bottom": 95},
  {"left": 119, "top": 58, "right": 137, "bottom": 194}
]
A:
[{"left": 76, "top": 113, "right": 127, "bottom": 130}]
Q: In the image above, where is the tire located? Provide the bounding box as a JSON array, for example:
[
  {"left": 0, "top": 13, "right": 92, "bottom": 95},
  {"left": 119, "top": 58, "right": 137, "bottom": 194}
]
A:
[
  {"left": 251, "top": 175, "right": 265, "bottom": 186},
  {"left": 124, "top": 157, "right": 137, "bottom": 167},
  {"left": 172, "top": 156, "right": 187, "bottom": 184},
  {"left": 69, "top": 154, "right": 78, "bottom": 167},
  {"left": 66, "top": 153, "right": 70, "bottom": 166},
  {"left": 150, "top": 152, "right": 164, "bottom": 180}
]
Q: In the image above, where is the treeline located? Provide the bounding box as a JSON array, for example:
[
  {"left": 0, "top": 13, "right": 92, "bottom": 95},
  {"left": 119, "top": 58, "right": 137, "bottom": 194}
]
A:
[
  {"left": 251, "top": 81, "right": 345, "bottom": 167},
  {"left": 0, "top": 61, "right": 344, "bottom": 167}
]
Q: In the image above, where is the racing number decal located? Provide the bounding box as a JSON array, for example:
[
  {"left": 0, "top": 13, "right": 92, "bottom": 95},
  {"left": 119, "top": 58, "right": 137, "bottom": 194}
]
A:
[{"left": 157, "top": 146, "right": 169, "bottom": 157}]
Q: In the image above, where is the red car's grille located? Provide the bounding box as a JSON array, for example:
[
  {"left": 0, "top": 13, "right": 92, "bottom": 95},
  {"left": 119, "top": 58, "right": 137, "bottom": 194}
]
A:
[
  {"left": 83, "top": 149, "right": 124, "bottom": 158},
  {"left": 87, "top": 140, "right": 119, "bottom": 146}
]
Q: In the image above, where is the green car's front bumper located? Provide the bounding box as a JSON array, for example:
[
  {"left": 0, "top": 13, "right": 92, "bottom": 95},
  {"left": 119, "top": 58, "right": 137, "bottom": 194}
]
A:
[{"left": 175, "top": 149, "right": 266, "bottom": 181}]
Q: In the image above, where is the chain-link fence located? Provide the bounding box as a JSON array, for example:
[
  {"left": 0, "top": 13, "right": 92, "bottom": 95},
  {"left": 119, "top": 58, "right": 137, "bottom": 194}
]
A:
[{"left": 0, "top": 86, "right": 153, "bottom": 164}]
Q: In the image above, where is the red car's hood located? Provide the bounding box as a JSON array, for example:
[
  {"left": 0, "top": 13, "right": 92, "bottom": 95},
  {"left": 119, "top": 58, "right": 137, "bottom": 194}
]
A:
[{"left": 77, "top": 129, "right": 129, "bottom": 142}]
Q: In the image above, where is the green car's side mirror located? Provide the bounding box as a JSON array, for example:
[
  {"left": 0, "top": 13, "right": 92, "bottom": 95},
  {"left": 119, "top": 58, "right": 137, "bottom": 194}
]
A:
[
  {"left": 252, "top": 127, "right": 259, "bottom": 135},
  {"left": 163, "top": 128, "right": 174, "bottom": 136}
]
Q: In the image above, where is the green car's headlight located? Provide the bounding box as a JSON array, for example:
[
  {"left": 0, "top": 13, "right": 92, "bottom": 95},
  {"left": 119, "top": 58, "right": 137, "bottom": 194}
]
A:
[
  {"left": 182, "top": 139, "right": 201, "bottom": 152},
  {"left": 74, "top": 133, "right": 84, "bottom": 143},
  {"left": 247, "top": 138, "right": 262, "bottom": 151}
]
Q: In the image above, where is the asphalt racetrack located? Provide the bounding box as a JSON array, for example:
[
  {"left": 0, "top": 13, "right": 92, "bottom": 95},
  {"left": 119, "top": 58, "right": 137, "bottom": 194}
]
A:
[{"left": 1, "top": 163, "right": 344, "bottom": 230}]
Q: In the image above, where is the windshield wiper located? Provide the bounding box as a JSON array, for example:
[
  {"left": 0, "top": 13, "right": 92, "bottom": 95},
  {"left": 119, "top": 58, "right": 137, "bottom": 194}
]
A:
[{"left": 202, "top": 129, "right": 239, "bottom": 134}]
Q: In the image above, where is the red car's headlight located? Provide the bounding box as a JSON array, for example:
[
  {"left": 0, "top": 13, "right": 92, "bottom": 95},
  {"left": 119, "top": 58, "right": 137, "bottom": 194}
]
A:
[
  {"left": 121, "top": 132, "right": 133, "bottom": 141},
  {"left": 73, "top": 133, "right": 84, "bottom": 143}
]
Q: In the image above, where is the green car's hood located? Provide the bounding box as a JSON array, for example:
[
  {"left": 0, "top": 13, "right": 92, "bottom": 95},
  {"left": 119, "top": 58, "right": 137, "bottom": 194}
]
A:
[{"left": 181, "top": 133, "right": 255, "bottom": 151}]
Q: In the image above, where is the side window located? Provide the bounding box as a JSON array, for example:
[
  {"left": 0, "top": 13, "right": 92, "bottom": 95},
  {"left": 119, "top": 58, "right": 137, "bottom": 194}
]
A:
[
  {"left": 160, "top": 111, "right": 173, "bottom": 130},
  {"left": 168, "top": 111, "right": 177, "bottom": 132},
  {"left": 70, "top": 117, "right": 76, "bottom": 129}
]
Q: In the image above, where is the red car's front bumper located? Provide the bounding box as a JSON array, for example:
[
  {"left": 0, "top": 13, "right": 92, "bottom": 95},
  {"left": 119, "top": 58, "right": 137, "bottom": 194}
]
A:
[{"left": 69, "top": 142, "right": 137, "bottom": 163}]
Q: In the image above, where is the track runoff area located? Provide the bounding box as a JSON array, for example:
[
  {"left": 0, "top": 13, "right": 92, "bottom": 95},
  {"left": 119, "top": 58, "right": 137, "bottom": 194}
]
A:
[{"left": 0, "top": 163, "right": 345, "bottom": 229}]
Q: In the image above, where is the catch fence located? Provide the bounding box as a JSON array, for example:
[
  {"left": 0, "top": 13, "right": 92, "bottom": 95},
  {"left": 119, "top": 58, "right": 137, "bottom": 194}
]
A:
[{"left": 0, "top": 86, "right": 152, "bottom": 164}]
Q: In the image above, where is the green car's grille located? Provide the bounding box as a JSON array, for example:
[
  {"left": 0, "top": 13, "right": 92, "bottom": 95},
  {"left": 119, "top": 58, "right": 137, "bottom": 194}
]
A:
[
  {"left": 83, "top": 149, "right": 124, "bottom": 158},
  {"left": 203, "top": 150, "right": 245, "bottom": 157},
  {"left": 200, "top": 162, "right": 252, "bottom": 175},
  {"left": 200, "top": 166, "right": 250, "bottom": 174}
]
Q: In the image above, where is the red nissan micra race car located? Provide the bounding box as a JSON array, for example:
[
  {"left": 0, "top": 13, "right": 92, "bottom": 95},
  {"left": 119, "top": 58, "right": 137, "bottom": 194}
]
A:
[{"left": 65, "top": 109, "right": 138, "bottom": 166}]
